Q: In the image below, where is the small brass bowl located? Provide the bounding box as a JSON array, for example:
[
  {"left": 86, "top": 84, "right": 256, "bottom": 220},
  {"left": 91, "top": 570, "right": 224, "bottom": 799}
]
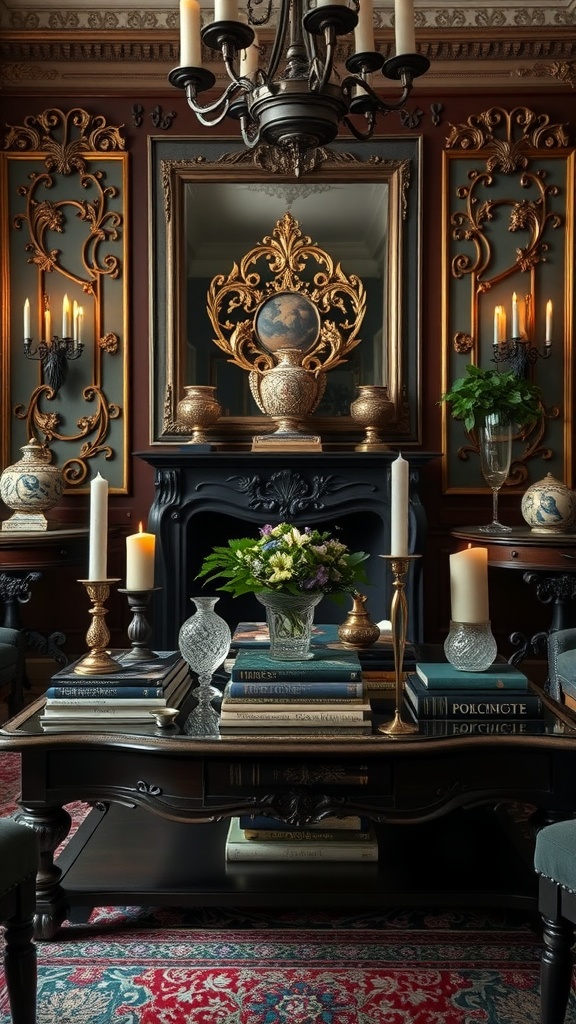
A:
[{"left": 149, "top": 708, "right": 179, "bottom": 729}]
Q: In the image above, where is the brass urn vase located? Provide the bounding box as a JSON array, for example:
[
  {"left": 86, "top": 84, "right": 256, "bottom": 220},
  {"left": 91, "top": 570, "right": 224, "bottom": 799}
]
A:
[
  {"left": 0, "top": 438, "right": 64, "bottom": 532},
  {"left": 350, "top": 385, "right": 394, "bottom": 451},
  {"left": 176, "top": 385, "right": 222, "bottom": 445},
  {"left": 337, "top": 593, "right": 381, "bottom": 648},
  {"left": 250, "top": 349, "right": 326, "bottom": 437}
]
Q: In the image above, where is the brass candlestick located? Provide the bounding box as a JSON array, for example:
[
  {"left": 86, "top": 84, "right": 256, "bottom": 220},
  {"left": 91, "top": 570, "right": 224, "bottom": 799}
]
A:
[
  {"left": 378, "top": 554, "right": 421, "bottom": 736},
  {"left": 118, "top": 587, "right": 159, "bottom": 662},
  {"left": 74, "top": 579, "right": 121, "bottom": 675}
]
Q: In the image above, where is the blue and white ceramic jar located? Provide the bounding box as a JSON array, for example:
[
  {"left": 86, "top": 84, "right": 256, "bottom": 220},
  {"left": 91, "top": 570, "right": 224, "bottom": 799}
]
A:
[
  {"left": 0, "top": 438, "right": 64, "bottom": 532},
  {"left": 521, "top": 473, "right": 576, "bottom": 534}
]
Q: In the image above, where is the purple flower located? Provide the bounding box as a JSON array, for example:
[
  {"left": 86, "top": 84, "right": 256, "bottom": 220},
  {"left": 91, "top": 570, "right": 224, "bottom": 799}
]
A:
[{"left": 259, "top": 524, "right": 274, "bottom": 536}]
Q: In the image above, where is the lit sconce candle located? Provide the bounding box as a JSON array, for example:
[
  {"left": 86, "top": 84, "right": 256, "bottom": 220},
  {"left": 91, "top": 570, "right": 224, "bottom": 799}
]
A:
[
  {"left": 354, "top": 0, "right": 375, "bottom": 53},
  {"left": 214, "top": 0, "right": 238, "bottom": 19},
  {"left": 126, "top": 523, "right": 156, "bottom": 591},
  {"left": 449, "top": 545, "right": 489, "bottom": 623},
  {"left": 73, "top": 299, "right": 79, "bottom": 340},
  {"left": 23, "top": 298, "right": 31, "bottom": 339},
  {"left": 493, "top": 305, "right": 506, "bottom": 346},
  {"left": 239, "top": 33, "right": 259, "bottom": 78},
  {"left": 179, "top": 0, "right": 202, "bottom": 67},
  {"left": 44, "top": 308, "right": 51, "bottom": 341},
  {"left": 390, "top": 452, "right": 409, "bottom": 557},
  {"left": 62, "top": 294, "right": 71, "bottom": 338},
  {"left": 511, "top": 292, "right": 519, "bottom": 338},
  {"left": 545, "top": 300, "right": 553, "bottom": 346},
  {"left": 394, "top": 0, "right": 416, "bottom": 56},
  {"left": 77, "top": 306, "right": 84, "bottom": 345},
  {"left": 88, "top": 472, "right": 109, "bottom": 582}
]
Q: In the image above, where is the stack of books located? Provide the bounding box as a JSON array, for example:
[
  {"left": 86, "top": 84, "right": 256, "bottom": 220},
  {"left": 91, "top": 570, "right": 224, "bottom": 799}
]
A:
[
  {"left": 39, "top": 650, "right": 190, "bottom": 729},
  {"left": 225, "top": 813, "right": 379, "bottom": 862},
  {"left": 219, "top": 647, "right": 371, "bottom": 732},
  {"left": 228, "top": 620, "right": 415, "bottom": 694},
  {"left": 403, "top": 661, "right": 546, "bottom": 735}
]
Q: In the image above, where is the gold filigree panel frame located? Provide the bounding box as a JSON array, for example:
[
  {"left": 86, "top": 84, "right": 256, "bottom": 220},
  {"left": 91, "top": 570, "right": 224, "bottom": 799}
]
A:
[
  {"left": 149, "top": 136, "right": 423, "bottom": 445},
  {"left": 0, "top": 107, "right": 129, "bottom": 491},
  {"left": 442, "top": 106, "right": 574, "bottom": 493}
]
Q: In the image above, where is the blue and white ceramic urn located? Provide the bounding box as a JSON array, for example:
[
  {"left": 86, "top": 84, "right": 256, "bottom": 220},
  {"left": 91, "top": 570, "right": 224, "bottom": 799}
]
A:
[
  {"left": 521, "top": 473, "right": 576, "bottom": 534},
  {"left": 0, "top": 438, "right": 64, "bottom": 532}
]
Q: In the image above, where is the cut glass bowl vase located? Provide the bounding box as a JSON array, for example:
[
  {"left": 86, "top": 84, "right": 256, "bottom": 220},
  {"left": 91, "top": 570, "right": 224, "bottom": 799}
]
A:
[{"left": 178, "top": 596, "right": 231, "bottom": 734}]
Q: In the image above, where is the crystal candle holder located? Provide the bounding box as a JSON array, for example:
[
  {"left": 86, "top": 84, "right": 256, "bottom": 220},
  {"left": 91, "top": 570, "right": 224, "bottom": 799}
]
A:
[{"left": 444, "top": 620, "right": 497, "bottom": 673}]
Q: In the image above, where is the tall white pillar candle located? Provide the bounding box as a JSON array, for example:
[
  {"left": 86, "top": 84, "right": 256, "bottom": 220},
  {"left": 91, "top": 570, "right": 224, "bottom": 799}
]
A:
[
  {"left": 126, "top": 523, "right": 156, "bottom": 591},
  {"left": 354, "top": 0, "right": 375, "bottom": 53},
  {"left": 390, "top": 453, "right": 409, "bottom": 557},
  {"left": 394, "top": 0, "right": 415, "bottom": 55},
  {"left": 88, "top": 472, "right": 109, "bottom": 581},
  {"left": 23, "top": 298, "right": 31, "bottom": 338},
  {"left": 449, "top": 546, "right": 489, "bottom": 623},
  {"left": 179, "top": 0, "right": 202, "bottom": 66},
  {"left": 214, "top": 0, "right": 238, "bottom": 20}
]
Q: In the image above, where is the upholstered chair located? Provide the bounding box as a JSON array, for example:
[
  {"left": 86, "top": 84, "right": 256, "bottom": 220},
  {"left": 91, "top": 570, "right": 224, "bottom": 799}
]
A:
[
  {"left": 0, "top": 627, "right": 26, "bottom": 717},
  {"left": 547, "top": 627, "right": 576, "bottom": 701},
  {"left": 0, "top": 817, "right": 39, "bottom": 1024},
  {"left": 534, "top": 818, "right": 576, "bottom": 1024}
]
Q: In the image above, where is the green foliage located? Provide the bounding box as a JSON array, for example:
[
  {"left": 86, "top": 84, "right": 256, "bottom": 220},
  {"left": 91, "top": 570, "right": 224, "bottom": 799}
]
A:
[
  {"left": 440, "top": 365, "right": 542, "bottom": 432},
  {"left": 196, "top": 522, "right": 369, "bottom": 601}
]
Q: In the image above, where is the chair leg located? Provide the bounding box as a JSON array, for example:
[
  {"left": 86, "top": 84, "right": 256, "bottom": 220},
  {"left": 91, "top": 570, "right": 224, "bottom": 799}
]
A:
[
  {"left": 4, "top": 914, "right": 37, "bottom": 1024},
  {"left": 540, "top": 913, "right": 575, "bottom": 1024}
]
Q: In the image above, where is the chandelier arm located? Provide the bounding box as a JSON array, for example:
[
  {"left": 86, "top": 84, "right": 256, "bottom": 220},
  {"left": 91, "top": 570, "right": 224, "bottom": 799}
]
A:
[
  {"left": 342, "top": 74, "right": 412, "bottom": 113},
  {"left": 266, "top": 0, "right": 291, "bottom": 81},
  {"left": 313, "top": 25, "right": 337, "bottom": 93},
  {"left": 342, "top": 110, "right": 377, "bottom": 142},
  {"left": 239, "top": 112, "right": 262, "bottom": 150},
  {"left": 184, "top": 79, "right": 241, "bottom": 124}
]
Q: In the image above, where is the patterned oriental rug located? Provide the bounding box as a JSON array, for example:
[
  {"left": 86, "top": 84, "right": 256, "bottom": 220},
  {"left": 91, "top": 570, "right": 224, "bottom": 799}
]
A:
[{"left": 0, "top": 752, "right": 566, "bottom": 1024}]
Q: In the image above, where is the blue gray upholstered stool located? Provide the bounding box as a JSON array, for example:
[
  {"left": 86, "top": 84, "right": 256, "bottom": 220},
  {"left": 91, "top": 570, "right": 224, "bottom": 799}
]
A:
[
  {"left": 534, "top": 819, "right": 576, "bottom": 1024},
  {"left": 0, "top": 817, "right": 39, "bottom": 1024},
  {"left": 547, "top": 628, "right": 576, "bottom": 702}
]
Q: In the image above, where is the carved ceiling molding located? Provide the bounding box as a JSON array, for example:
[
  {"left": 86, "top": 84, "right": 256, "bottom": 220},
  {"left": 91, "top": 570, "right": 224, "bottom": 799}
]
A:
[
  {"left": 1, "top": 4, "right": 574, "bottom": 94},
  {"left": 1, "top": 4, "right": 575, "bottom": 32}
]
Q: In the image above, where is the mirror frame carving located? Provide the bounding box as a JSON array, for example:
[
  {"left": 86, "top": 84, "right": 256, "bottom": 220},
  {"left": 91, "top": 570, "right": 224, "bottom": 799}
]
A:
[{"left": 148, "top": 136, "right": 423, "bottom": 446}]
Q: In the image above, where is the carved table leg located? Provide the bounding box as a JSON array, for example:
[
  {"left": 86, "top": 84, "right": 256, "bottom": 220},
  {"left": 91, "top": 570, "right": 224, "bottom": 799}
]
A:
[
  {"left": 15, "top": 804, "right": 72, "bottom": 940},
  {"left": 540, "top": 914, "right": 575, "bottom": 1024}
]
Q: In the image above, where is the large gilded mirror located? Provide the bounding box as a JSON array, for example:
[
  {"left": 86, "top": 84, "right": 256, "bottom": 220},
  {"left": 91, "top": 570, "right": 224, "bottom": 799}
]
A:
[{"left": 149, "top": 136, "right": 422, "bottom": 445}]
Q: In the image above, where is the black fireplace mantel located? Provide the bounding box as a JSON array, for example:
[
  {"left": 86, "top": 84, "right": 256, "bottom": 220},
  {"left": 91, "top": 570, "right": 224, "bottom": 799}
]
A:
[{"left": 136, "top": 448, "right": 438, "bottom": 650}]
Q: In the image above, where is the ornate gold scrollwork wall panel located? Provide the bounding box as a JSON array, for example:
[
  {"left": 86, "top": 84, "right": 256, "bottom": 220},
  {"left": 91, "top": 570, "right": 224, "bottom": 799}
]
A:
[
  {"left": 442, "top": 106, "right": 574, "bottom": 494},
  {"left": 0, "top": 107, "right": 129, "bottom": 492}
]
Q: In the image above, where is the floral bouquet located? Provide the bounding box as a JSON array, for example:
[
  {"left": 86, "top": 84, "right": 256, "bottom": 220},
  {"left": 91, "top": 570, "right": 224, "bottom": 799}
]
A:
[{"left": 196, "top": 522, "right": 369, "bottom": 601}]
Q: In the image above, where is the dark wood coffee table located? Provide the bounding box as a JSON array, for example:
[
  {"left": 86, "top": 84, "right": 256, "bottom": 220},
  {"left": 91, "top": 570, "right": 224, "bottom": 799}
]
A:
[{"left": 3, "top": 669, "right": 576, "bottom": 939}]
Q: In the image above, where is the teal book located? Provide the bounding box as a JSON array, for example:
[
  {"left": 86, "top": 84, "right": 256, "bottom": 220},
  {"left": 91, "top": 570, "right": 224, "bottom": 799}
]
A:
[
  {"left": 230, "top": 647, "right": 362, "bottom": 682},
  {"left": 405, "top": 673, "right": 544, "bottom": 720},
  {"left": 415, "top": 661, "right": 529, "bottom": 690}
]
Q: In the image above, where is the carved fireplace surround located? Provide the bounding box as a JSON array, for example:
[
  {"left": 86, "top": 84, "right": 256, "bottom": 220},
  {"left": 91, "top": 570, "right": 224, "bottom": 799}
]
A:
[{"left": 137, "top": 449, "right": 437, "bottom": 650}]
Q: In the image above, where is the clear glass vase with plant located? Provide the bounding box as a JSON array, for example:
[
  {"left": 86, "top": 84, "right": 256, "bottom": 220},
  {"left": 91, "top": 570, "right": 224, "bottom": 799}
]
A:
[{"left": 440, "top": 365, "right": 543, "bottom": 531}]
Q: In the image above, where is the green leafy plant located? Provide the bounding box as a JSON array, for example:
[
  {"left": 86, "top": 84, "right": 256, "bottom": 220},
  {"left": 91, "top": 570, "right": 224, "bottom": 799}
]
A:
[
  {"left": 196, "top": 522, "right": 369, "bottom": 601},
  {"left": 440, "top": 365, "right": 542, "bottom": 432}
]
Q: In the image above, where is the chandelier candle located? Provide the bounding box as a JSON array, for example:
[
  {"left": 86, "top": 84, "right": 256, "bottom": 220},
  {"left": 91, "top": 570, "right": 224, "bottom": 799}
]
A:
[
  {"left": 88, "top": 473, "right": 108, "bottom": 581},
  {"left": 179, "top": 0, "right": 202, "bottom": 67},
  {"left": 354, "top": 0, "right": 374, "bottom": 53},
  {"left": 390, "top": 453, "right": 409, "bottom": 557},
  {"left": 394, "top": 0, "right": 416, "bottom": 54},
  {"left": 449, "top": 546, "right": 489, "bottom": 624},
  {"left": 126, "top": 524, "right": 156, "bottom": 591}
]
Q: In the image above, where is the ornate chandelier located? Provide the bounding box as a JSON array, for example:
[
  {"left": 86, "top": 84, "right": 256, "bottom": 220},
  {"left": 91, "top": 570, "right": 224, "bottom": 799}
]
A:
[{"left": 170, "top": 0, "right": 429, "bottom": 174}]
